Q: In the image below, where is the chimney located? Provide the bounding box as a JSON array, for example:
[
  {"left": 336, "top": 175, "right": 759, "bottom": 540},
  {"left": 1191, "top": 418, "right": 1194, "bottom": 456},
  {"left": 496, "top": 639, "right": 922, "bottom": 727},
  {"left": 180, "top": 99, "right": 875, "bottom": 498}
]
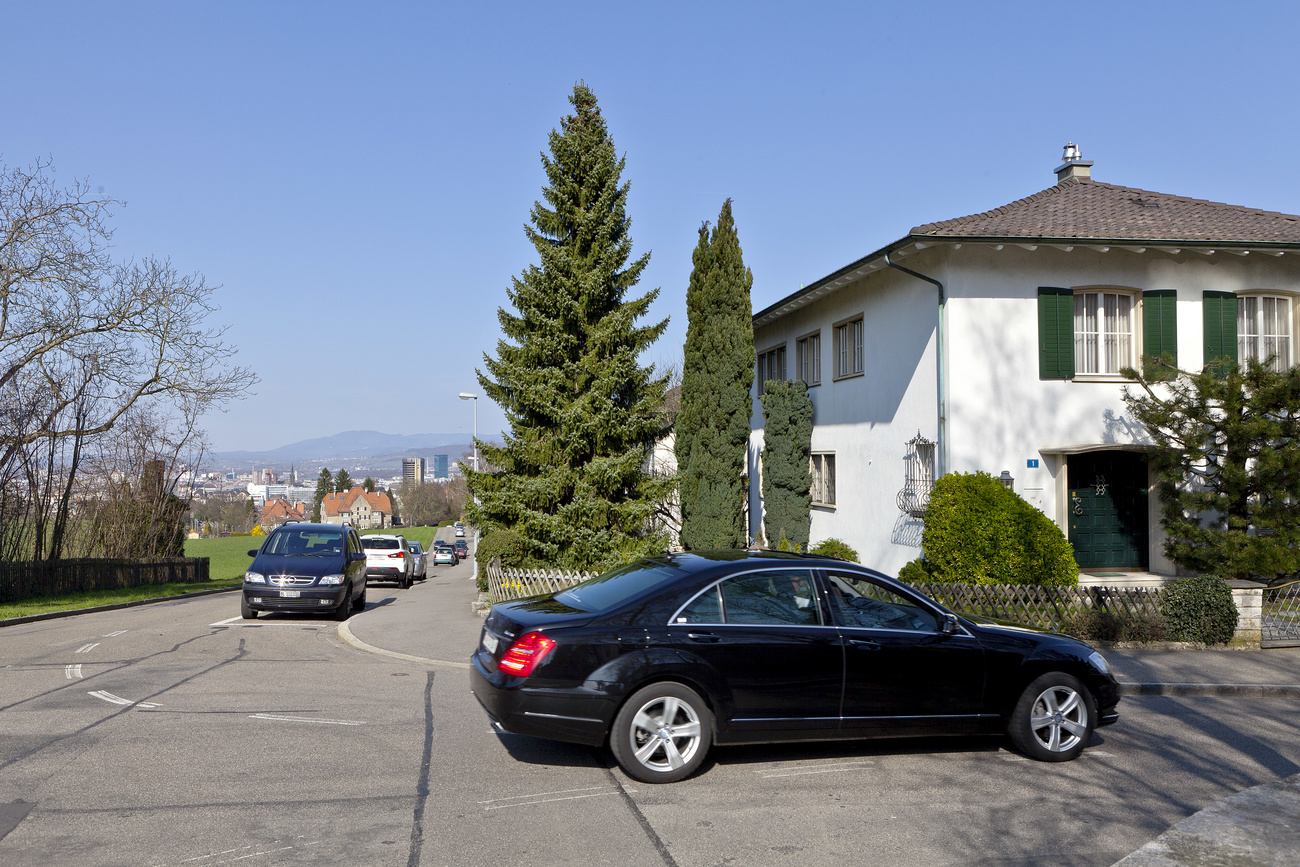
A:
[{"left": 1054, "top": 142, "right": 1093, "bottom": 183}]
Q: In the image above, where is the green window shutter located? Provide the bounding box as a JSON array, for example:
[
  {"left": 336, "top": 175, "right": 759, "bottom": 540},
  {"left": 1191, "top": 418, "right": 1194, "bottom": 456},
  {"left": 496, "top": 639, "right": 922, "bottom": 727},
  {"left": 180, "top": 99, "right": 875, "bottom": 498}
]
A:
[
  {"left": 1142, "top": 290, "right": 1178, "bottom": 378},
  {"left": 1202, "top": 291, "right": 1237, "bottom": 376},
  {"left": 1038, "top": 287, "right": 1074, "bottom": 379}
]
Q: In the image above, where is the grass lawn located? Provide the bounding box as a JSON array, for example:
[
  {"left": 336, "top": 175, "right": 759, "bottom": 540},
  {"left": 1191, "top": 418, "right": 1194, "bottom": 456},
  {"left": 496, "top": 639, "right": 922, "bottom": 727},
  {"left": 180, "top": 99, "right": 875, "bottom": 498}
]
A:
[{"left": 0, "top": 526, "right": 448, "bottom": 621}]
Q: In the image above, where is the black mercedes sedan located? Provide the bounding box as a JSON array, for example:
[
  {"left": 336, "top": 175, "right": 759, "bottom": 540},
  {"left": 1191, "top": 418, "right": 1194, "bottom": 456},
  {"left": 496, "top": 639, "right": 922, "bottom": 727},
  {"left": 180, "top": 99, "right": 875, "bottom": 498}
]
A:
[{"left": 470, "top": 551, "right": 1119, "bottom": 783}]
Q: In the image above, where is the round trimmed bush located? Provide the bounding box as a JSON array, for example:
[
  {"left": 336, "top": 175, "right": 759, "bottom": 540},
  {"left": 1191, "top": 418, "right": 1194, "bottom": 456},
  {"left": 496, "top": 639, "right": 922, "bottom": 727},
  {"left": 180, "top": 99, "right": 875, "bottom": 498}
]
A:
[
  {"left": 809, "top": 538, "right": 859, "bottom": 563},
  {"left": 1161, "top": 574, "right": 1238, "bottom": 645},
  {"left": 474, "top": 529, "right": 528, "bottom": 592},
  {"left": 922, "top": 472, "right": 1078, "bottom": 587}
]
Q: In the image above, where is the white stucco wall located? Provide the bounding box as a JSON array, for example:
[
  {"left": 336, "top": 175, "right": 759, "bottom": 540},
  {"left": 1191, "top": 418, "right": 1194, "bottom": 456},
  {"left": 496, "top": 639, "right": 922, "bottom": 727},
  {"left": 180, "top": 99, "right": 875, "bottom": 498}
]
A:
[{"left": 752, "top": 242, "right": 1300, "bottom": 576}]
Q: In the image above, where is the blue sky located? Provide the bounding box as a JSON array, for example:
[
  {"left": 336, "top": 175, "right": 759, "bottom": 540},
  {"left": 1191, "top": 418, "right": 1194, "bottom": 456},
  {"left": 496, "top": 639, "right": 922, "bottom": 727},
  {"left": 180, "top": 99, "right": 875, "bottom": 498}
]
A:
[{"left": 4, "top": 1, "right": 1298, "bottom": 451}]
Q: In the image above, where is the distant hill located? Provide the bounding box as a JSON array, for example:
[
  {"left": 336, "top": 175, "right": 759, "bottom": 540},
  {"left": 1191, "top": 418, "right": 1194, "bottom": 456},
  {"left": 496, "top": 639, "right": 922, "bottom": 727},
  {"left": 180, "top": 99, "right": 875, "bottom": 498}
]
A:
[{"left": 211, "top": 430, "right": 473, "bottom": 466}]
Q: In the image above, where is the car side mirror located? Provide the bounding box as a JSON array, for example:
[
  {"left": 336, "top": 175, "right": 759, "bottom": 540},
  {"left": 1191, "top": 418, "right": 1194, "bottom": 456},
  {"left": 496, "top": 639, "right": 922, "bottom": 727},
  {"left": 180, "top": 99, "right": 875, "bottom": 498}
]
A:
[
  {"left": 942, "top": 613, "right": 960, "bottom": 635},
  {"left": 247, "top": 550, "right": 258, "bottom": 558},
  {"left": 351, "top": 551, "right": 366, "bottom": 562}
]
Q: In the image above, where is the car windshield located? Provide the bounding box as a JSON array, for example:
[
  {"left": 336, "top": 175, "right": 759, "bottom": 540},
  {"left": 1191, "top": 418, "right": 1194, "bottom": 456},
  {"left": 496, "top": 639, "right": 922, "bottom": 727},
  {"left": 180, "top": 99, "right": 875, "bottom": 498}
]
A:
[
  {"left": 554, "top": 560, "right": 681, "bottom": 612},
  {"left": 263, "top": 529, "right": 344, "bottom": 556},
  {"left": 362, "top": 538, "right": 401, "bottom": 550}
]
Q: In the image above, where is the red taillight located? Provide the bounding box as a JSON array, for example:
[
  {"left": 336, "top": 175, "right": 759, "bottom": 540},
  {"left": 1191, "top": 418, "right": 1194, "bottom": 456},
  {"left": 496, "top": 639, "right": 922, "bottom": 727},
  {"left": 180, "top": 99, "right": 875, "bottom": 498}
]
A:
[
  {"left": 496, "top": 631, "right": 556, "bottom": 677},
  {"left": 388, "top": 551, "right": 405, "bottom": 558}
]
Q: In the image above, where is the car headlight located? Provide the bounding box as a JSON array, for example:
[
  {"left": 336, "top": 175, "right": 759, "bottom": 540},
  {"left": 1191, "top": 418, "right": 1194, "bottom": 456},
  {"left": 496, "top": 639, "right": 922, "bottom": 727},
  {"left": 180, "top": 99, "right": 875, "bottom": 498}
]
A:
[
  {"left": 244, "top": 572, "right": 266, "bottom": 584},
  {"left": 318, "top": 574, "right": 345, "bottom": 585},
  {"left": 1087, "top": 650, "right": 1111, "bottom": 675}
]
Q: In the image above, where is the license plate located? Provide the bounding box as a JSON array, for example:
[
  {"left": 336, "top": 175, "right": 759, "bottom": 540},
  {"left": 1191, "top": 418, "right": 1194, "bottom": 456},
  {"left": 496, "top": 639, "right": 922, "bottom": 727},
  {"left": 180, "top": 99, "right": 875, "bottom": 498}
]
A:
[
  {"left": 280, "top": 589, "right": 301, "bottom": 598},
  {"left": 482, "top": 633, "right": 499, "bottom": 654}
]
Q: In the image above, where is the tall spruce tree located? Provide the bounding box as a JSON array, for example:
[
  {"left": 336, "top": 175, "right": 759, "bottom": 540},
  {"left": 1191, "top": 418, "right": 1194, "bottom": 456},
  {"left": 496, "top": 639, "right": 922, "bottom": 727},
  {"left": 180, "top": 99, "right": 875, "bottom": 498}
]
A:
[
  {"left": 311, "top": 467, "right": 332, "bottom": 522},
  {"left": 760, "top": 380, "right": 813, "bottom": 550},
  {"left": 1123, "top": 358, "right": 1300, "bottom": 581},
  {"left": 334, "top": 469, "right": 354, "bottom": 493},
  {"left": 466, "top": 84, "right": 673, "bottom": 571},
  {"left": 676, "top": 200, "right": 755, "bottom": 549}
]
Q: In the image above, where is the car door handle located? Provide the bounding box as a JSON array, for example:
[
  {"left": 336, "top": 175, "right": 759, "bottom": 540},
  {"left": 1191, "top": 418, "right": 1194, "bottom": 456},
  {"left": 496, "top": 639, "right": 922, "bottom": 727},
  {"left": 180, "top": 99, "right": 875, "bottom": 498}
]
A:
[
  {"left": 687, "top": 633, "right": 722, "bottom": 643},
  {"left": 847, "top": 638, "right": 881, "bottom": 650}
]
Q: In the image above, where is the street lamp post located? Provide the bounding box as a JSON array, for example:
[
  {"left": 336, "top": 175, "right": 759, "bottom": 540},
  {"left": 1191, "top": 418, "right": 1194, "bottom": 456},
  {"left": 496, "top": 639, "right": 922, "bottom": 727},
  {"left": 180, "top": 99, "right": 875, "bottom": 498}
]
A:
[{"left": 458, "top": 392, "right": 478, "bottom": 473}]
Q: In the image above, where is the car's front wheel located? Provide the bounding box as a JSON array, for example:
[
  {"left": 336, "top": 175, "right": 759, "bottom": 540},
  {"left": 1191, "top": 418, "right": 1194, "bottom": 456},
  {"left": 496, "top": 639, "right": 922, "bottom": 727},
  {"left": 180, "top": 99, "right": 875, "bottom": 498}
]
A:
[
  {"left": 240, "top": 596, "right": 257, "bottom": 619},
  {"left": 610, "top": 682, "right": 712, "bottom": 784},
  {"left": 1008, "top": 672, "right": 1096, "bottom": 762}
]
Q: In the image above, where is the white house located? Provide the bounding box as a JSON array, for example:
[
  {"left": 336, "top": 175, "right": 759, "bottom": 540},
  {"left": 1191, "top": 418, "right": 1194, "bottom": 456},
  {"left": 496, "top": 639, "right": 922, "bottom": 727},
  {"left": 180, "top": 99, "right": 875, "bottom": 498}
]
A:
[{"left": 749, "top": 145, "right": 1300, "bottom": 577}]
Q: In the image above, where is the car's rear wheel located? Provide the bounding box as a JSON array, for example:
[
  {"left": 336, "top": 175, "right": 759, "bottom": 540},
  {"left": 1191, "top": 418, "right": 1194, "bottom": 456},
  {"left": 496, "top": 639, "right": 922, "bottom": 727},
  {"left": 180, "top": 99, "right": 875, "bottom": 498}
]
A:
[
  {"left": 240, "top": 596, "right": 257, "bottom": 619},
  {"left": 399, "top": 574, "right": 411, "bottom": 589},
  {"left": 1008, "top": 672, "right": 1095, "bottom": 762},
  {"left": 611, "top": 682, "right": 712, "bottom": 784}
]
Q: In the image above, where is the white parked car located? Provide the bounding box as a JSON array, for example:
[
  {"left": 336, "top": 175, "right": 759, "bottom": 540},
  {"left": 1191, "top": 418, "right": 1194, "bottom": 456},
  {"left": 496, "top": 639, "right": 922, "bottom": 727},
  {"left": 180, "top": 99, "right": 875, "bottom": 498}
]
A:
[{"left": 361, "top": 534, "right": 413, "bottom": 588}]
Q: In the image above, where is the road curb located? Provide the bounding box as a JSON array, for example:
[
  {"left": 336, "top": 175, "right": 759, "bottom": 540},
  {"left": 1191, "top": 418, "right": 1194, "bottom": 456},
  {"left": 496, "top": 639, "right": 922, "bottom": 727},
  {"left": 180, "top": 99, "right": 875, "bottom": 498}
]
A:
[
  {"left": 335, "top": 620, "right": 471, "bottom": 671},
  {"left": 0, "top": 586, "right": 241, "bottom": 628},
  {"left": 1119, "top": 682, "right": 1300, "bottom": 698}
]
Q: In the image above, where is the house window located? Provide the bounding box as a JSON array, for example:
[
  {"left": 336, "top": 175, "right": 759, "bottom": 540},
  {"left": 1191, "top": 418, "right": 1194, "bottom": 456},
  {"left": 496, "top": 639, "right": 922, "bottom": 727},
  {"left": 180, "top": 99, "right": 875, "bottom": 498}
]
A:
[
  {"left": 1238, "top": 295, "right": 1293, "bottom": 371},
  {"left": 897, "top": 433, "right": 935, "bottom": 517},
  {"left": 757, "top": 345, "right": 786, "bottom": 395},
  {"left": 1141, "top": 290, "right": 1178, "bottom": 378},
  {"left": 1074, "top": 290, "right": 1134, "bottom": 374},
  {"left": 810, "top": 452, "right": 835, "bottom": 507},
  {"left": 797, "top": 332, "right": 821, "bottom": 386},
  {"left": 834, "top": 316, "right": 864, "bottom": 379}
]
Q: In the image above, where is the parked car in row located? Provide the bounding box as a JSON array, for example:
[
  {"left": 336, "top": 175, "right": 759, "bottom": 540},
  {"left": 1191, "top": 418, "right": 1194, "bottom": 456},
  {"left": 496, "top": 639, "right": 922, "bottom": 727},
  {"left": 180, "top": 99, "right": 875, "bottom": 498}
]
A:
[
  {"left": 431, "top": 543, "right": 457, "bottom": 566},
  {"left": 407, "top": 541, "right": 427, "bottom": 580},
  {"left": 242, "top": 522, "right": 368, "bottom": 620},
  {"left": 453, "top": 539, "right": 468, "bottom": 559},
  {"left": 470, "top": 550, "right": 1120, "bottom": 783},
  {"left": 361, "top": 534, "right": 413, "bottom": 588}
]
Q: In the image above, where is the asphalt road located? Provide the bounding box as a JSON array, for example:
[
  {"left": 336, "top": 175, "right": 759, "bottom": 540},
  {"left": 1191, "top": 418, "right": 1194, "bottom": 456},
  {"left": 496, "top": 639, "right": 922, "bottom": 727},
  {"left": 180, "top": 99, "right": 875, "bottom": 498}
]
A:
[{"left": 2, "top": 539, "right": 1299, "bottom": 866}]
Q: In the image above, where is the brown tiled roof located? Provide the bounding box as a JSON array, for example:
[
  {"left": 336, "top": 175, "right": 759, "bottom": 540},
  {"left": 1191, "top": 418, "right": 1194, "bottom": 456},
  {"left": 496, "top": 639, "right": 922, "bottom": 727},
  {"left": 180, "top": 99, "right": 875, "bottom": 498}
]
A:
[
  {"left": 911, "top": 178, "right": 1300, "bottom": 244},
  {"left": 322, "top": 486, "right": 391, "bottom": 517}
]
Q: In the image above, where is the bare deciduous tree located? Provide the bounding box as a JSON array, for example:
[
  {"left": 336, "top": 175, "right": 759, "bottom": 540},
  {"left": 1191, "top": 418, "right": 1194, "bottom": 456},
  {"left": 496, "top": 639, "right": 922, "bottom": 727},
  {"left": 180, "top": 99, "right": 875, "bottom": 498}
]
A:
[{"left": 1, "top": 157, "right": 254, "bottom": 560}]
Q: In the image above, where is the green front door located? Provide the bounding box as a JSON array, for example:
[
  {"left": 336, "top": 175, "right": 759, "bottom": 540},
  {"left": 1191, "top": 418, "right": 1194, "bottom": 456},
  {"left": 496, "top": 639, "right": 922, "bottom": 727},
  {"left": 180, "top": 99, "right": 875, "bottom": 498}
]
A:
[{"left": 1067, "top": 451, "right": 1149, "bottom": 570}]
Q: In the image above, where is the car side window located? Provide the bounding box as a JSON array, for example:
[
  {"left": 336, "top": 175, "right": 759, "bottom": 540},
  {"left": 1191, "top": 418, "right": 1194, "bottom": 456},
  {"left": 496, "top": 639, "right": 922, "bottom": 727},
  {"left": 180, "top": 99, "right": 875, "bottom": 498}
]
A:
[
  {"left": 826, "top": 572, "right": 939, "bottom": 632},
  {"left": 721, "top": 570, "right": 821, "bottom": 626},
  {"left": 676, "top": 586, "right": 723, "bottom": 623}
]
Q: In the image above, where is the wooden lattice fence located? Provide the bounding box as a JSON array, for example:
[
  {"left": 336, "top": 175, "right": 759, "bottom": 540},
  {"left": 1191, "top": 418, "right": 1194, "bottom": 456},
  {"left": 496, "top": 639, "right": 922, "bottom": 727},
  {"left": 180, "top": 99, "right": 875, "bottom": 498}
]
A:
[
  {"left": 485, "top": 561, "right": 595, "bottom": 604},
  {"left": 909, "top": 582, "right": 1164, "bottom": 632}
]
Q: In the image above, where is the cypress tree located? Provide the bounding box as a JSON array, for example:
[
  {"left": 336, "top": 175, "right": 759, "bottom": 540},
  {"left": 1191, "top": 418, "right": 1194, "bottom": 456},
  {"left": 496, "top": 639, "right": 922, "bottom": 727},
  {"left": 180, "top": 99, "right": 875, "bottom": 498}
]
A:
[
  {"left": 311, "top": 467, "right": 332, "bottom": 523},
  {"left": 760, "top": 380, "right": 813, "bottom": 550},
  {"left": 466, "top": 84, "right": 673, "bottom": 571},
  {"left": 676, "top": 200, "right": 754, "bottom": 549}
]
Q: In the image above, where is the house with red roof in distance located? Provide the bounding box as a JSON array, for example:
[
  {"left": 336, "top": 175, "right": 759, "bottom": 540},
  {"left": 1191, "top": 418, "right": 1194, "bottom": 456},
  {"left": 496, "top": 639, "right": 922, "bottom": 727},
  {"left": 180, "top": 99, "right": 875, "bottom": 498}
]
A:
[
  {"left": 749, "top": 144, "right": 1300, "bottom": 579},
  {"left": 321, "top": 486, "right": 393, "bottom": 529},
  {"left": 259, "top": 496, "right": 307, "bottom": 530}
]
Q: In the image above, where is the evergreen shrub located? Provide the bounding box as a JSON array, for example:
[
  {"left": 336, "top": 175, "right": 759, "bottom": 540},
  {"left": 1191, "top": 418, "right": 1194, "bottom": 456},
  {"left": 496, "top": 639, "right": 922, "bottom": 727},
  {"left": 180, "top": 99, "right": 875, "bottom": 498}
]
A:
[
  {"left": 922, "top": 472, "right": 1078, "bottom": 586},
  {"left": 475, "top": 530, "right": 529, "bottom": 592},
  {"left": 1160, "top": 574, "right": 1238, "bottom": 644},
  {"left": 897, "top": 557, "right": 935, "bottom": 584},
  {"left": 809, "top": 538, "right": 859, "bottom": 562}
]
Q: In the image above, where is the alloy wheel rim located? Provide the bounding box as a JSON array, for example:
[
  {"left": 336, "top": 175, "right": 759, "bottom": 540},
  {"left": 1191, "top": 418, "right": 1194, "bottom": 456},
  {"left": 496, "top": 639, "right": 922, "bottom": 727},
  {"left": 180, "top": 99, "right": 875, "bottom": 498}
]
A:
[
  {"left": 629, "top": 696, "right": 702, "bottom": 772},
  {"left": 1029, "top": 685, "right": 1087, "bottom": 752}
]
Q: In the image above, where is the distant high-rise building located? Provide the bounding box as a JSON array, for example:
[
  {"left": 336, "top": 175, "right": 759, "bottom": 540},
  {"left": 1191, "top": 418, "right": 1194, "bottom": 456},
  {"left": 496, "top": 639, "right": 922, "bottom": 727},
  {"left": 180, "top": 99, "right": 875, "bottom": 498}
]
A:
[
  {"left": 432, "top": 454, "right": 449, "bottom": 479},
  {"left": 402, "top": 457, "right": 426, "bottom": 487}
]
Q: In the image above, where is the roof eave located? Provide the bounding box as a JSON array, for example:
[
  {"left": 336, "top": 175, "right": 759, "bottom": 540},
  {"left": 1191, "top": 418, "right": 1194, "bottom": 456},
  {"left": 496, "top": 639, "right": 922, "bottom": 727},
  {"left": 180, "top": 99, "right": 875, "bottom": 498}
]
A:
[{"left": 752, "top": 235, "right": 1300, "bottom": 328}]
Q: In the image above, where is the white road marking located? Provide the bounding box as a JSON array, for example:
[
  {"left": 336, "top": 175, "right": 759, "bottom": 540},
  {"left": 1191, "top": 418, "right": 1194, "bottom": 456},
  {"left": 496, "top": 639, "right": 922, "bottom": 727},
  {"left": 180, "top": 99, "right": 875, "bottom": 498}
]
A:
[
  {"left": 89, "top": 690, "right": 133, "bottom": 705},
  {"left": 178, "top": 844, "right": 253, "bottom": 862},
  {"left": 88, "top": 690, "right": 161, "bottom": 709},
  {"left": 65, "top": 664, "right": 82, "bottom": 679},
  {"left": 477, "top": 785, "right": 634, "bottom": 811},
  {"left": 159, "top": 837, "right": 320, "bottom": 866},
  {"left": 759, "top": 760, "right": 877, "bottom": 778},
  {"left": 210, "top": 616, "right": 243, "bottom": 627},
  {"left": 103, "top": 630, "right": 128, "bottom": 637},
  {"left": 1088, "top": 750, "right": 1116, "bottom": 757},
  {"left": 248, "top": 714, "right": 366, "bottom": 726},
  {"left": 75, "top": 643, "right": 100, "bottom": 653}
]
